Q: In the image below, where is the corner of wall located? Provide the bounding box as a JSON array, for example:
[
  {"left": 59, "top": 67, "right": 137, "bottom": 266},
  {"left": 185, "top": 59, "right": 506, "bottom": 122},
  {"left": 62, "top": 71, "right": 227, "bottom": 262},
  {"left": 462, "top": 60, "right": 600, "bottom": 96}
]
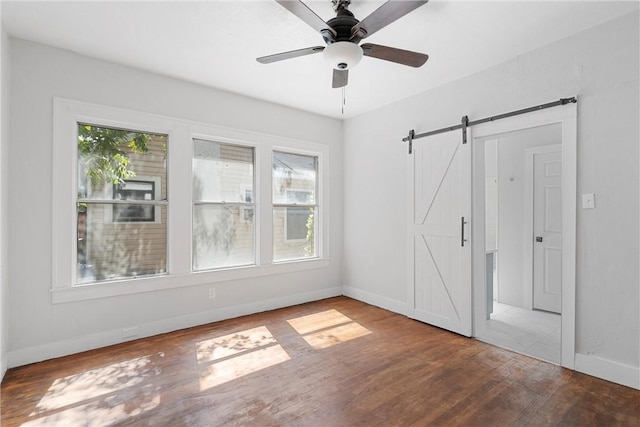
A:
[
  {"left": 342, "top": 285, "right": 407, "bottom": 316},
  {"left": 0, "top": 14, "right": 11, "bottom": 381}
]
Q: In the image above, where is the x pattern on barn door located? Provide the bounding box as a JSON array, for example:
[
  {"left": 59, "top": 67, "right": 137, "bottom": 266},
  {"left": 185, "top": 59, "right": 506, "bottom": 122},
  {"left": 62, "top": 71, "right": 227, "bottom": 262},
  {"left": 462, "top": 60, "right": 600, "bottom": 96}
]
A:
[{"left": 409, "top": 130, "right": 471, "bottom": 337}]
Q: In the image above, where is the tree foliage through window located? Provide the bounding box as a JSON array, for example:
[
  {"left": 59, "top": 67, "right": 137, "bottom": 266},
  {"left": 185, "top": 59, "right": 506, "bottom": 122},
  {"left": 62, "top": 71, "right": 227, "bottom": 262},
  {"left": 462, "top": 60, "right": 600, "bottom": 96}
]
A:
[{"left": 78, "top": 124, "right": 150, "bottom": 187}]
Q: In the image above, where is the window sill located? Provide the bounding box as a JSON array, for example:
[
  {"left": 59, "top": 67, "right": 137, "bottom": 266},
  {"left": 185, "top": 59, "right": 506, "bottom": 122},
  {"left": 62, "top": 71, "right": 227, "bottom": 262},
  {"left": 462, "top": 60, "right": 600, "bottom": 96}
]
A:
[{"left": 51, "top": 258, "right": 331, "bottom": 304}]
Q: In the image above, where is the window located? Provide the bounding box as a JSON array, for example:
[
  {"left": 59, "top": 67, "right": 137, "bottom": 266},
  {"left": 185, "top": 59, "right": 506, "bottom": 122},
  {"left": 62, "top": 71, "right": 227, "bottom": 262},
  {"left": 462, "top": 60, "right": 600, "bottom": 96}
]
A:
[
  {"left": 273, "top": 151, "right": 318, "bottom": 262},
  {"left": 192, "top": 139, "right": 255, "bottom": 270},
  {"left": 53, "top": 99, "right": 329, "bottom": 303},
  {"left": 76, "top": 124, "right": 168, "bottom": 283}
]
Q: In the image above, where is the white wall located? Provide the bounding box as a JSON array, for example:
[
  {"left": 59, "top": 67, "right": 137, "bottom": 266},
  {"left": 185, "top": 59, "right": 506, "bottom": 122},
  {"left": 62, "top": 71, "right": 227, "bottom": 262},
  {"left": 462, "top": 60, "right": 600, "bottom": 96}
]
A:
[
  {"left": 343, "top": 11, "right": 639, "bottom": 385},
  {"left": 0, "top": 7, "right": 10, "bottom": 380},
  {"left": 7, "top": 38, "right": 343, "bottom": 367},
  {"left": 494, "top": 124, "right": 561, "bottom": 308}
]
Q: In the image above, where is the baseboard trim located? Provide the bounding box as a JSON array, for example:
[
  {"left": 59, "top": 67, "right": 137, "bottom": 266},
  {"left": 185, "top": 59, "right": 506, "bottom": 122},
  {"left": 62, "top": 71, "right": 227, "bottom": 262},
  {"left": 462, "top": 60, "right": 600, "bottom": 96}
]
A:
[
  {"left": 342, "top": 286, "right": 407, "bottom": 316},
  {"left": 575, "top": 353, "right": 640, "bottom": 390},
  {"left": 7, "top": 287, "right": 342, "bottom": 368}
]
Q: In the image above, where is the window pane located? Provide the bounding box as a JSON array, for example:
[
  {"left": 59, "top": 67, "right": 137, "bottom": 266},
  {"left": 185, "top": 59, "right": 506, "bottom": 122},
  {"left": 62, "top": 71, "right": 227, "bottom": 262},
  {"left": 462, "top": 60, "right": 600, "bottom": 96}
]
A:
[
  {"left": 76, "top": 125, "right": 167, "bottom": 284},
  {"left": 192, "top": 139, "right": 255, "bottom": 270},
  {"left": 77, "top": 125, "right": 167, "bottom": 201},
  {"left": 193, "top": 140, "right": 253, "bottom": 202},
  {"left": 77, "top": 203, "right": 167, "bottom": 283},
  {"left": 193, "top": 205, "right": 255, "bottom": 270},
  {"left": 273, "top": 207, "right": 316, "bottom": 262},
  {"left": 273, "top": 152, "right": 316, "bottom": 204}
]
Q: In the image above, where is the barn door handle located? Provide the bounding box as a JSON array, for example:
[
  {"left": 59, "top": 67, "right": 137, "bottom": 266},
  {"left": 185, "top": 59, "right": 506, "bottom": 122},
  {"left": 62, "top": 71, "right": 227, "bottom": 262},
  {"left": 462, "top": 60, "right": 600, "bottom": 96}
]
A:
[{"left": 461, "top": 217, "right": 468, "bottom": 247}]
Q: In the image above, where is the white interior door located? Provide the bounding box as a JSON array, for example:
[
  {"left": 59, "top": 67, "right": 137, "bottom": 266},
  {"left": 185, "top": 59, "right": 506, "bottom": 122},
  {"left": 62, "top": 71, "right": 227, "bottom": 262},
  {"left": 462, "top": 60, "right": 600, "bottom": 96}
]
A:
[
  {"left": 533, "top": 149, "right": 562, "bottom": 313},
  {"left": 408, "top": 131, "right": 471, "bottom": 336}
]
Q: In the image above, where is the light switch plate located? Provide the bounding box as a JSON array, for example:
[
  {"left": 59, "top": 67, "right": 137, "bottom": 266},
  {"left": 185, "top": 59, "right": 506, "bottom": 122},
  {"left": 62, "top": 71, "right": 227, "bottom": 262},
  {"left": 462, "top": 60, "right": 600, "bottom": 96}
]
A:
[{"left": 582, "top": 193, "right": 595, "bottom": 209}]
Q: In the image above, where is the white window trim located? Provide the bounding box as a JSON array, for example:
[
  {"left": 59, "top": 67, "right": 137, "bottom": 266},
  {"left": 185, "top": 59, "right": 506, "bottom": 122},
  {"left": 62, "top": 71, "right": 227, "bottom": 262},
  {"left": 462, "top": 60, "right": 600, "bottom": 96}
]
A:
[{"left": 52, "top": 98, "right": 330, "bottom": 304}]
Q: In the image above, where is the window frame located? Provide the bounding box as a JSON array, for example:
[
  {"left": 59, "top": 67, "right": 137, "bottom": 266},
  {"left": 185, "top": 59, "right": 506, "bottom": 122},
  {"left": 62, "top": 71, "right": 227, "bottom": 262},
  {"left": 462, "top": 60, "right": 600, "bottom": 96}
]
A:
[{"left": 52, "top": 98, "right": 330, "bottom": 304}]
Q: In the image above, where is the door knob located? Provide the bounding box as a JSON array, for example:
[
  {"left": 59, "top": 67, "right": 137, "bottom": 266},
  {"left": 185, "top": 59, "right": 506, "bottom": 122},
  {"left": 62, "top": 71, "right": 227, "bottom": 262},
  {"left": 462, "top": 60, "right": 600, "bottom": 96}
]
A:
[{"left": 535, "top": 236, "right": 543, "bottom": 242}]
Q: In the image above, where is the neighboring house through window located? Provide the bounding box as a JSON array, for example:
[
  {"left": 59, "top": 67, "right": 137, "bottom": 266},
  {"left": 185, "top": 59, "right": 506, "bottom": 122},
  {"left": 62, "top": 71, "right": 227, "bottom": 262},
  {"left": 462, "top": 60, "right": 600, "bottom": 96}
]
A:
[{"left": 113, "top": 179, "right": 157, "bottom": 222}]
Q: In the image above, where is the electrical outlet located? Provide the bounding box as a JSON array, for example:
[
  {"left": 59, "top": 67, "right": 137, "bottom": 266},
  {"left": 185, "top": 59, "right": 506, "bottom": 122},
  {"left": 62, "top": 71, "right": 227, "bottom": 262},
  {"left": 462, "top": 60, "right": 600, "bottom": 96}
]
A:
[{"left": 208, "top": 287, "right": 216, "bottom": 299}]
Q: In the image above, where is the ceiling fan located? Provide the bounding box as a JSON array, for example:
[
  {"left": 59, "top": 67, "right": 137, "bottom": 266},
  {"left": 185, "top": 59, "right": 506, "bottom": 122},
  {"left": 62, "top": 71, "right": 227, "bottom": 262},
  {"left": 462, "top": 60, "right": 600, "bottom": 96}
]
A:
[{"left": 257, "top": 0, "right": 429, "bottom": 88}]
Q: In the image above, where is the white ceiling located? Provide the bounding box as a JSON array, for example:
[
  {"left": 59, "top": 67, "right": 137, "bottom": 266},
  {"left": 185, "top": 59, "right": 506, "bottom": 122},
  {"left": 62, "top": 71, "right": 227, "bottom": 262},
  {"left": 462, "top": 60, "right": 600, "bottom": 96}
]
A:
[{"left": 2, "top": 1, "right": 638, "bottom": 119}]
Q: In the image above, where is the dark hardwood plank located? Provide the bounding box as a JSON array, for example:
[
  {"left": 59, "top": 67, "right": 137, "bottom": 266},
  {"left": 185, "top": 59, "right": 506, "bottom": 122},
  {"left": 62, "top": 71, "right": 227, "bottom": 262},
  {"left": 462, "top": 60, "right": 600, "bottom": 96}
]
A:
[{"left": 2, "top": 296, "right": 639, "bottom": 426}]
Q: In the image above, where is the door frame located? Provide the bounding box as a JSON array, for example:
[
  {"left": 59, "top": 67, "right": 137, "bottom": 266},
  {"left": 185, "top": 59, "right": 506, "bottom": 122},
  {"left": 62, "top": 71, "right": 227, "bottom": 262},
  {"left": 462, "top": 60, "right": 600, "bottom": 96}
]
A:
[
  {"left": 524, "top": 144, "right": 562, "bottom": 312},
  {"left": 471, "top": 103, "right": 577, "bottom": 369}
]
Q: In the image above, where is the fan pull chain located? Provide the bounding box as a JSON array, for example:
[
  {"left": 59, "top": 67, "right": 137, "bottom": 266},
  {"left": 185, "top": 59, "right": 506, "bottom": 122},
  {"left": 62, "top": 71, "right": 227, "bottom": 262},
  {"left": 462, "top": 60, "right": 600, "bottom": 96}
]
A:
[{"left": 342, "top": 87, "right": 346, "bottom": 115}]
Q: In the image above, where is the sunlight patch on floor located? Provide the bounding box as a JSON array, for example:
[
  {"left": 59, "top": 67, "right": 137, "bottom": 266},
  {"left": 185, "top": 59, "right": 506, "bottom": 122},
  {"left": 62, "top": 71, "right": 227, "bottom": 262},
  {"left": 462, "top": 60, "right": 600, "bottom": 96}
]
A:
[
  {"left": 22, "top": 354, "right": 163, "bottom": 427},
  {"left": 22, "top": 385, "right": 160, "bottom": 427},
  {"left": 287, "top": 309, "right": 372, "bottom": 349},
  {"left": 19, "top": 311, "right": 373, "bottom": 425},
  {"left": 302, "top": 322, "right": 371, "bottom": 349},
  {"left": 32, "top": 353, "right": 163, "bottom": 414},
  {"left": 196, "top": 325, "right": 277, "bottom": 364},
  {"left": 199, "top": 344, "right": 290, "bottom": 391},
  {"left": 287, "top": 309, "right": 353, "bottom": 335}
]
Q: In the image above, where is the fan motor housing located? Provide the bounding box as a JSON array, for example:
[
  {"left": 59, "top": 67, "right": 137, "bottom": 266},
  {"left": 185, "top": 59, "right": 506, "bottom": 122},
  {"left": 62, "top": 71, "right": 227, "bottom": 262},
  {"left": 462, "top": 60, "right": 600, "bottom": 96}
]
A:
[{"left": 325, "top": 8, "right": 360, "bottom": 44}]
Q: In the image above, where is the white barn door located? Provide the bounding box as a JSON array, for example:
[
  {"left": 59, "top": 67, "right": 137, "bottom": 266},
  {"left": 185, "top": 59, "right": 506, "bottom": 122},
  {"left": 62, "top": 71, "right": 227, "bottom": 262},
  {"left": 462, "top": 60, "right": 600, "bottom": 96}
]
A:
[{"left": 408, "top": 131, "right": 472, "bottom": 336}]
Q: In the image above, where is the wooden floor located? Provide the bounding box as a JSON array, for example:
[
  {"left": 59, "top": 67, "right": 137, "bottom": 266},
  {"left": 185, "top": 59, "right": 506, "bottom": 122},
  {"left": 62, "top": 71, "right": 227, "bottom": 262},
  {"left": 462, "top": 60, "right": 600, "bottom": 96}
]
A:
[{"left": 2, "top": 297, "right": 639, "bottom": 426}]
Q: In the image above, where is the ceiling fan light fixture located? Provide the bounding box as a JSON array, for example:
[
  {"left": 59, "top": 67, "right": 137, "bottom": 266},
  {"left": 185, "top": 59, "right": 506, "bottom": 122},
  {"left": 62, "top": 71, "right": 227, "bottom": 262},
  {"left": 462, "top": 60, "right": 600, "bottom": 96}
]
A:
[{"left": 323, "top": 41, "right": 363, "bottom": 70}]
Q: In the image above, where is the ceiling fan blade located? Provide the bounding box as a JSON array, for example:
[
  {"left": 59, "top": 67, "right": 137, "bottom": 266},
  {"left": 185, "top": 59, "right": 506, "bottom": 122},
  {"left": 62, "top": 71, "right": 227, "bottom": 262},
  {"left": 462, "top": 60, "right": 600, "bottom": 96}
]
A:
[
  {"left": 257, "top": 46, "right": 325, "bottom": 64},
  {"left": 361, "top": 43, "right": 428, "bottom": 68},
  {"left": 332, "top": 69, "right": 348, "bottom": 88},
  {"left": 276, "top": 1, "right": 336, "bottom": 38},
  {"left": 352, "top": 1, "right": 429, "bottom": 40}
]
